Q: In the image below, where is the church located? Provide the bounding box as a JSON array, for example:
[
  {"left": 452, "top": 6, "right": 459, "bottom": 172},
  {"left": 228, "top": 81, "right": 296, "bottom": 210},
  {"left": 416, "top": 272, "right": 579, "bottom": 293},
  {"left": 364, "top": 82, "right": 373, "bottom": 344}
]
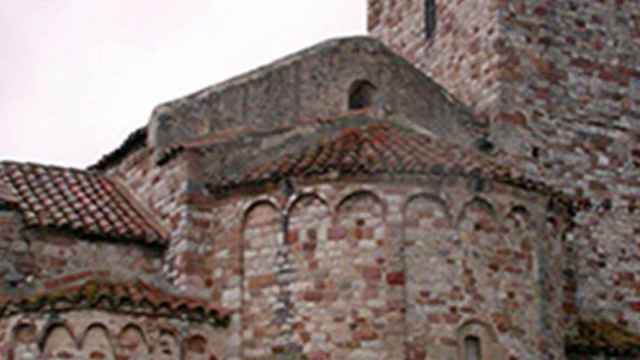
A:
[{"left": 1, "top": 1, "right": 640, "bottom": 359}]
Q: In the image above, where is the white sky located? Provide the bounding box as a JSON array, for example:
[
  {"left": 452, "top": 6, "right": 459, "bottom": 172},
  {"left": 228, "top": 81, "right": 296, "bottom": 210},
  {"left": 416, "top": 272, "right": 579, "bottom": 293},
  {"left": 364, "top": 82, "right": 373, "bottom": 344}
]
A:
[{"left": 0, "top": 1, "right": 366, "bottom": 168}]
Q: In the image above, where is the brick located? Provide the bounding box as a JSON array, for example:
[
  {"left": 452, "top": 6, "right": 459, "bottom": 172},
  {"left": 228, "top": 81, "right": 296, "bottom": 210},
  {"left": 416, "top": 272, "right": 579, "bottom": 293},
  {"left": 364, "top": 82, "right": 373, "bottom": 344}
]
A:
[{"left": 386, "top": 272, "right": 405, "bottom": 286}]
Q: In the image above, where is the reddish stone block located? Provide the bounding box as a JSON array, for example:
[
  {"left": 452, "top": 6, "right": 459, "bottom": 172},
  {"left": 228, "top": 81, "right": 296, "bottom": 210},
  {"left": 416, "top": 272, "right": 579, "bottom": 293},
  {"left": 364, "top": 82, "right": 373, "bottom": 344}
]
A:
[
  {"left": 353, "top": 327, "right": 378, "bottom": 341},
  {"left": 443, "top": 313, "right": 461, "bottom": 324},
  {"left": 300, "top": 331, "right": 311, "bottom": 343},
  {"left": 618, "top": 272, "right": 635, "bottom": 283},
  {"left": 303, "top": 241, "right": 317, "bottom": 252},
  {"left": 308, "top": 352, "right": 330, "bottom": 360},
  {"left": 630, "top": 302, "right": 640, "bottom": 312},
  {"left": 44, "top": 271, "right": 93, "bottom": 289},
  {"left": 427, "top": 313, "right": 442, "bottom": 324},
  {"left": 192, "top": 218, "right": 210, "bottom": 229},
  {"left": 533, "top": 5, "right": 547, "bottom": 16},
  {"left": 303, "top": 290, "right": 323, "bottom": 302},
  {"left": 363, "top": 227, "right": 374, "bottom": 239},
  {"left": 386, "top": 272, "right": 405, "bottom": 286},
  {"left": 248, "top": 274, "right": 276, "bottom": 290}
]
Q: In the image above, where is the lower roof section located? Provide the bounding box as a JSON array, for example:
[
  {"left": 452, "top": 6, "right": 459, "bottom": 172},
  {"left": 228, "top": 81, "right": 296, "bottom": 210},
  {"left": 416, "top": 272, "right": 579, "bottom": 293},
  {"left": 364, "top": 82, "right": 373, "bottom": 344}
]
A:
[
  {"left": 171, "top": 113, "right": 579, "bottom": 214},
  {"left": 0, "top": 275, "right": 228, "bottom": 325},
  {"left": 0, "top": 161, "right": 168, "bottom": 246}
]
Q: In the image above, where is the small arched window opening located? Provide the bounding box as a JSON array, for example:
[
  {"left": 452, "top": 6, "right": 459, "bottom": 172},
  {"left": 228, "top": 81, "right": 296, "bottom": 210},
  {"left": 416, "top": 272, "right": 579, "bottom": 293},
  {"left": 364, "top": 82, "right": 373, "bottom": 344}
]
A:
[
  {"left": 464, "top": 335, "right": 482, "bottom": 360},
  {"left": 349, "top": 80, "right": 377, "bottom": 110},
  {"left": 425, "top": 0, "right": 437, "bottom": 39}
]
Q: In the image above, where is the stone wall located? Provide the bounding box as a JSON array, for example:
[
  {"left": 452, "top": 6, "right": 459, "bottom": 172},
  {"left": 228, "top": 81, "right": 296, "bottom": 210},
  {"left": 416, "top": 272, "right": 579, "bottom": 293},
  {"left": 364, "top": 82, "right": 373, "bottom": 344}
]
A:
[
  {"left": 148, "top": 37, "right": 481, "bottom": 160},
  {"left": 174, "top": 177, "right": 569, "bottom": 359},
  {"left": 369, "top": 0, "right": 640, "bottom": 341},
  {"left": 0, "top": 194, "right": 232, "bottom": 359},
  {"left": 102, "top": 145, "right": 199, "bottom": 294},
  {"left": 368, "top": 0, "right": 502, "bottom": 122},
  {"left": 0, "top": 310, "right": 229, "bottom": 359},
  {"left": 104, "top": 146, "right": 186, "bottom": 227}
]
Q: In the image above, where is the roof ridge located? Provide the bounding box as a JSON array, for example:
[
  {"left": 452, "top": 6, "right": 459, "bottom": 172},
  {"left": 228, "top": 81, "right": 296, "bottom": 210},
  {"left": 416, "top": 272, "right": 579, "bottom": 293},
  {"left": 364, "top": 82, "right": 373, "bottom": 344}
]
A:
[
  {"left": 202, "top": 117, "right": 580, "bottom": 216},
  {"left": 156, "top": 110, "right": 378, "bottom": 167},
  {"left": 154, "top": 37, "right": 386, "bottom": 111},
  {"left": 0, "top": 276, "right": 229, "bottom": 324},
  {"left": 1, "top": 160, "right": 99, "bottom": 175},
  {"left": 0, "top": 167, "right": 17, "bottom": 205}
]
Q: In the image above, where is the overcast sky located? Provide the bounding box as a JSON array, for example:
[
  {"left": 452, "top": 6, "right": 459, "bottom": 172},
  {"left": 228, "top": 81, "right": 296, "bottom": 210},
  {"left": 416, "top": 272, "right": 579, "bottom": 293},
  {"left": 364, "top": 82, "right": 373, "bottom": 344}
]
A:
[{"left": 1, "top": 1, "right": 366, "bottom": 168}]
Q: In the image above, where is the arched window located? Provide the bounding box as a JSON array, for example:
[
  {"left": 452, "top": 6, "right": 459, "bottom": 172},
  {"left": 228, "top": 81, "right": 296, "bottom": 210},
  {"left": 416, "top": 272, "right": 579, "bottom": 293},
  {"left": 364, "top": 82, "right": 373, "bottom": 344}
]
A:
[
  {"left": 464, "top": 335, "right": 482, "bottom": 360},
  {"left": 348, "top": 80, "right": 377, "bottom": 110},
  {"left": 425, "top": 0, "right": 437, "bottom": 39}
]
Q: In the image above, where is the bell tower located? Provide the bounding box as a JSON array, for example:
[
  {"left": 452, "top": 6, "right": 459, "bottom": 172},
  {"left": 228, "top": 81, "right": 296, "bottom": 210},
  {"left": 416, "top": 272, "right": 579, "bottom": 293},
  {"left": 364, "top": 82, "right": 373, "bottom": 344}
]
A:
[
  {"left": 368, "top": 0, "right": 503, "bottom": 122},
  {"left": 370, "top": 0, "right": 640, "bottom": 352},
  {"left": 369, "top": 0, "right": 640, "bottom": 172}
]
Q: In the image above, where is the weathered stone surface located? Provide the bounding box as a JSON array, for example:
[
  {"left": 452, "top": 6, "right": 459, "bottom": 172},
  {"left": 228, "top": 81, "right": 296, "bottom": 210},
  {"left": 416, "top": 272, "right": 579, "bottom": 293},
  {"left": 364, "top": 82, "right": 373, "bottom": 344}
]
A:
[
  {"left": 2, "top": 1, "right": 640, "bottom": 359},
  {"left": 370, "top": 0, "right": 640, "bottom": 358},
  {"left": 148, "top": 37, "right": 482, "bottom": 163}
]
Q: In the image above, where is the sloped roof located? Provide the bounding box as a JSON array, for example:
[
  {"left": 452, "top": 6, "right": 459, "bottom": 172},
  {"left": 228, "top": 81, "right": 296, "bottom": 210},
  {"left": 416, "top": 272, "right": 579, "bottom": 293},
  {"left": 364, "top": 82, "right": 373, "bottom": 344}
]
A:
[
  {"left": 0, "top": 277, "right": 228, "bottom": 325},
  {"left": 239, "top": 122, "right": 502, "bottom": 180},
  {"left": 0, "top": 162, "right": 167, "bottom": 245},
  {"left": 566, "top": 320, "right": 640, "bottom": 355},
  {"left": 204, "top": 119, "right": 572, "bottom": 209},
  {"left": 0, "top": 177, "right": 17, "bottom": 205}
]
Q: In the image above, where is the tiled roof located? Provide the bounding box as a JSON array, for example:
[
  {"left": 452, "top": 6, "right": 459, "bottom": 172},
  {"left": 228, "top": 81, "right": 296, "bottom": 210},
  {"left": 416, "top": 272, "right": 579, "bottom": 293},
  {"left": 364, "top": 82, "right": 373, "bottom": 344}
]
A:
[
  {"left": 566, "top": 320, "right": 640, "bottom": 355},
  {"left": 0, "top": 178, "right": 17, "bottom": 205},
  {"left": 210, "top": 121, "right": 572, "bottom": 206},
  {"left": 0, "top": 277, "right": 228, "bottom": 326},
  {"left": 0, "top": 161, "right": 167, "bottom": 245}
]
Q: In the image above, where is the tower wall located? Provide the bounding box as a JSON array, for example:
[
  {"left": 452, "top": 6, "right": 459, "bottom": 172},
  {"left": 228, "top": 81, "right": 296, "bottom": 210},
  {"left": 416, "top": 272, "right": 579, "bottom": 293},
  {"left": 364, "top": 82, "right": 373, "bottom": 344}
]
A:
[
  {"left": 368, "top": 0, "right": 503, "bottom": 121},
  {"left": 370, "top": 0, "right": 640, "bottom": 340},
  {"left": 495, "top": 1, "right": 640, "bottom": 337}
]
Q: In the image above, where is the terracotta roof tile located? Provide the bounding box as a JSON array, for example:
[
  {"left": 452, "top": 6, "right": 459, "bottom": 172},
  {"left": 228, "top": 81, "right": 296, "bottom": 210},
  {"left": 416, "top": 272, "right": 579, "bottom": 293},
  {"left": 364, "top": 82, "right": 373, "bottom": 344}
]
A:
[
  {"left": 0, "top": 161, "right": 167, "bottom": 245},
  {"left": 216, "top": 122, "right": 511, "bottom": 185},
  {"left": 208, "top": 120, "right": 580, "bottom": 213},
  {"left": 0, "top": 176, "right": 17, "bottom": 205},
  {"left": 0, "top": 277, "right": 228, "bottom": 325}
]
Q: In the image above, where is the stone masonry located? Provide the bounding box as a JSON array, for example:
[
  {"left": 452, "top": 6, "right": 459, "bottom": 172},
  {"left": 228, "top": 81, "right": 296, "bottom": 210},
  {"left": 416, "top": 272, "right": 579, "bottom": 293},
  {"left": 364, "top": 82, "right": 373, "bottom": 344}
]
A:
[
  {"left": 1, "top": 1, "right": 640, "bottom": 359},
  {"left": 370, "top": 0, "right": 640, "bottom": 358}
]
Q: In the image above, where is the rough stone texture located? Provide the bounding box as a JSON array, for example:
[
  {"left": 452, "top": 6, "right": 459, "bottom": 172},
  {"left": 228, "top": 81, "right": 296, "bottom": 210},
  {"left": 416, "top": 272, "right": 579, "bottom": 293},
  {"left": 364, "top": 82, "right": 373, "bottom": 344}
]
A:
[
  {"left": 368, "top": 0, "right": 502, "bottom": 123},
  {"left": 370, "top": 0, "right": 640, "bottom": 358},
  {"left": 0, "top": 184, "right": 233, "bottom": 358},
  {"left": 148, "top": 37, "right": 483, "bottom": 163},
  {"left": 0, "top": 212, "right": 161, "bottom": 295},
  {"left": 100, "top": 145, "right": 203, "bottom": 295},
  {"left": 171, "top": 174, "right": 568, "bottom": 359},
  {"left": 1, "top": 311, "right": 228, "bottom": 359},
  {"left": 3, "top": 1, "right": 640, "bottom": 358},
  {"left": 0, "top": 161, "right": 167, "bottom": 245}
]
